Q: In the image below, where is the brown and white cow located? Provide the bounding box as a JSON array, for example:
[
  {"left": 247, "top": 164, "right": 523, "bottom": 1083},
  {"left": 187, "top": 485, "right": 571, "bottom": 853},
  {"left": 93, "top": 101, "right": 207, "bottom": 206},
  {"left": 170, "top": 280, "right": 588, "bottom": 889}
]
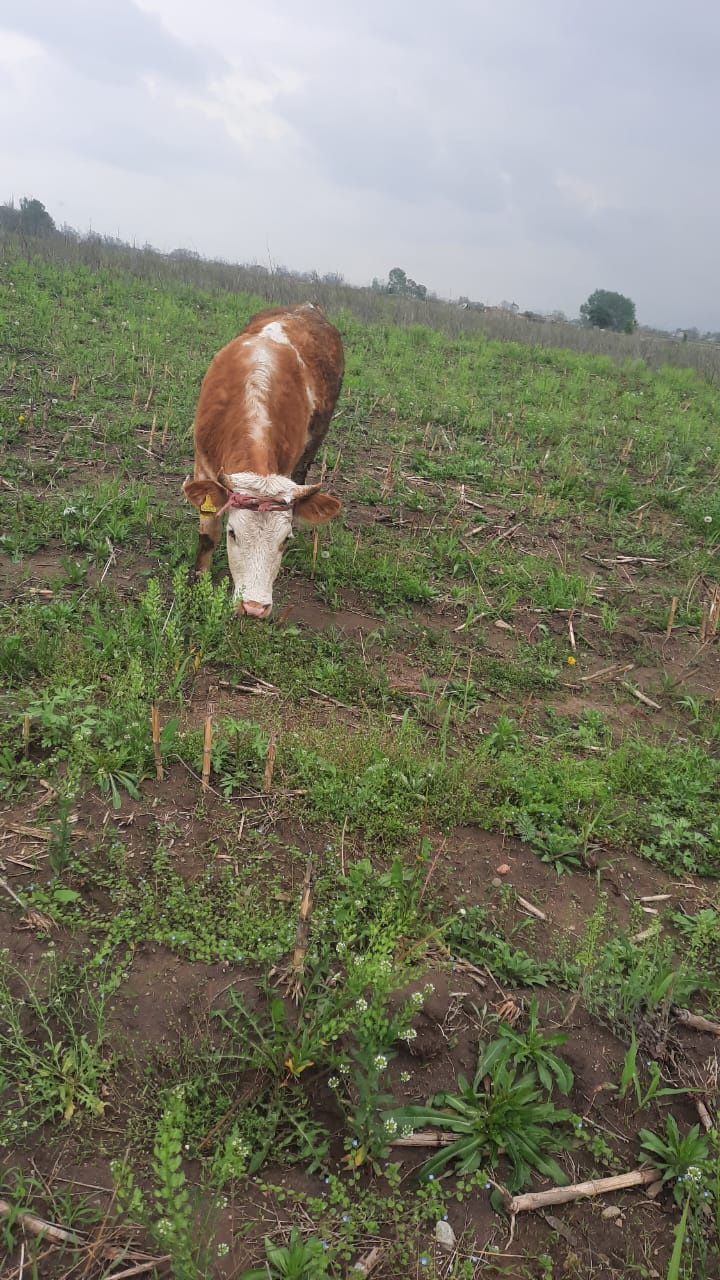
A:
[{"left": 183, "top": 304, "right": 344, "bottom": 618}]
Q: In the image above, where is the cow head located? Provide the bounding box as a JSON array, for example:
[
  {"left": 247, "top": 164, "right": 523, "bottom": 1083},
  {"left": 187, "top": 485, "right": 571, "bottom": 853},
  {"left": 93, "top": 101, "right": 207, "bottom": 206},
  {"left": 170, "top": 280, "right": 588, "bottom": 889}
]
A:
[{"left": 183, "top": 472, "right": 341, "bottom": 618}]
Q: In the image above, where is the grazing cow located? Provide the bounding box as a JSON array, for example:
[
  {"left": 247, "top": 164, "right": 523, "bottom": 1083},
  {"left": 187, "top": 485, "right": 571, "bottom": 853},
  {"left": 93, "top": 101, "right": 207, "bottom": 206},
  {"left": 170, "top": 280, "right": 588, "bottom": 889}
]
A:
[{"left": 183, "top": 304, "right": 344, "bottom": 618}]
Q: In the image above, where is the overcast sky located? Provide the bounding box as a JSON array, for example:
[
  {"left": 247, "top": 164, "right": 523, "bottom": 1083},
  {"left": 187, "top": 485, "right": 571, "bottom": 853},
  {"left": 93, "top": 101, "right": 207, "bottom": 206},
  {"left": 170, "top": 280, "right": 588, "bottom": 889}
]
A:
[{"left": 1, "top": 0, "right": 718, "bottom": 329}]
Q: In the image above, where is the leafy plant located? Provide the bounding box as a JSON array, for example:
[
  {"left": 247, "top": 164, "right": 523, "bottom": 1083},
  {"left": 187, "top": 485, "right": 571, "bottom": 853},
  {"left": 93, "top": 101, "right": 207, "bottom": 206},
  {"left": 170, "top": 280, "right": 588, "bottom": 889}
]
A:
[
  {"left": 239, "top": 1229, "right": 332, "bottom": 1279},
  {"left": 490, "top": 999, "right": 574, "bottom": 1094},
  {"left": 390, "top": 1037, "right": 573, "bottom": 1191},
  {"left": 0, "top": 954, "right": 109, "bottom": 1138},
  {"left": 618, "top": 1030, "right": 690, "bottom": 1111},
  {"left": 112, "top": 1088, "right": 223, "bottom": 1280},
  {"left": 639, "top": 1116, "right": 710, "bottom": 1205}
]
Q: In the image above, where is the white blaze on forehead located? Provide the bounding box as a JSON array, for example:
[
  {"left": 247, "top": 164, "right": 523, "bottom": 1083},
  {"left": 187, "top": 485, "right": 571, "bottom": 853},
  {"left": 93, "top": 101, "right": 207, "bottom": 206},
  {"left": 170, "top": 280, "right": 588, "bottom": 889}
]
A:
[
  {"left": 226, "top": 505, "right": 292, "bottom": 607},
  {"left": 225, "top": 472, "right": 303, "bottom": 502},
  {"left": 223, "top": 473, "right": 312, "bottom": 608}
]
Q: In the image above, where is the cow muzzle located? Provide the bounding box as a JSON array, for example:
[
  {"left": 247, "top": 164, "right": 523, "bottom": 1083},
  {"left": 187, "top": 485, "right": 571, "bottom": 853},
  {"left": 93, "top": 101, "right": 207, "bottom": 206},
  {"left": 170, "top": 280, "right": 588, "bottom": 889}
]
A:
[{"left": 237, "top": 599, "right": 273, "bottom": 620}]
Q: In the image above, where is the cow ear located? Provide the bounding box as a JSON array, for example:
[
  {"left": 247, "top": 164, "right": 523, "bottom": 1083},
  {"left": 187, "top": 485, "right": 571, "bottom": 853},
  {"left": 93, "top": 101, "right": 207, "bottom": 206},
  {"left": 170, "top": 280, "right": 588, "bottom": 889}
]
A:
[
  {"left": 293, "top": 490, "right": 342, "bottom": 525},
  {"left": 182, "top": 478, "right": 229, "bottom": 513}
]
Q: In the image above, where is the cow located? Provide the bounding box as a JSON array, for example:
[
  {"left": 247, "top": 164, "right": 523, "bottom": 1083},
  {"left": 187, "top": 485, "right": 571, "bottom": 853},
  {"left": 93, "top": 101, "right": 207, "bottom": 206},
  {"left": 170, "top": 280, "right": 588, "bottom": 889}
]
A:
[{"left": 183, "top": 304, "right": 344, "bottom": 619}]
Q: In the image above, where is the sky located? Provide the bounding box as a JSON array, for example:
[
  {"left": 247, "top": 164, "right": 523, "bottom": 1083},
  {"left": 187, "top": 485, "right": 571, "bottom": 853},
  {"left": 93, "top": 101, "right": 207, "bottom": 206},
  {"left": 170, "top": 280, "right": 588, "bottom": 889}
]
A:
[{"left": 1, "top": 0, "right": 719, "bottom": 330}]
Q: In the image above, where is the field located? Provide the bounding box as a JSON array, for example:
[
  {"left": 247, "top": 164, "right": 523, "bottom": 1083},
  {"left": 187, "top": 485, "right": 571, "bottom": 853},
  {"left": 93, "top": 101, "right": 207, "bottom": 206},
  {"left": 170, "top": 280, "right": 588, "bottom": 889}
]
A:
[{"left": 1, "top": 249, "right": 719, "bottom": 1279}]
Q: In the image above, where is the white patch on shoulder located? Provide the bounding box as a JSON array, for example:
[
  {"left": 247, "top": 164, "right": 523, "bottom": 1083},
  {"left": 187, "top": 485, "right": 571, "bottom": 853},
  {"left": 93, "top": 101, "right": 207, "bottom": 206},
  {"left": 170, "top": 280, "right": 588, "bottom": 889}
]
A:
[
  {"left": 260, "top": 321, "right": 291, "bottom": 345},
  {"left": 244, "top": 341, "right": 274, "bottom": 442},
  {"left": 262, "top": 320, "right": 316, "bottom": 412}
]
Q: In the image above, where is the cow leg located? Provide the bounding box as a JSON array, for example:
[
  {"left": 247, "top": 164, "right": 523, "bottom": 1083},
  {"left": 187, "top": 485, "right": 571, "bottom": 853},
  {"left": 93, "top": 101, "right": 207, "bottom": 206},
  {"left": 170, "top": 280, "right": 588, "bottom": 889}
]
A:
[
  {"left": 291, "top": 412, "right": 333, "bottom": 484},
  {"left": 193, "top": 513, "right": 221, "bottom": 577}
]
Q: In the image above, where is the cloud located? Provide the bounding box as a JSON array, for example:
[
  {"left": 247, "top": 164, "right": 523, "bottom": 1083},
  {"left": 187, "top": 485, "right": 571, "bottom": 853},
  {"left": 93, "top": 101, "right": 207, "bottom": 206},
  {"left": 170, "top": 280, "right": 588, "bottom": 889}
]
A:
[
  {"left": 1, "top": 0, "right": 719, "bottom": 328},
  {"left": 2, "top": 0, "right": 220, "bottom": 86}
]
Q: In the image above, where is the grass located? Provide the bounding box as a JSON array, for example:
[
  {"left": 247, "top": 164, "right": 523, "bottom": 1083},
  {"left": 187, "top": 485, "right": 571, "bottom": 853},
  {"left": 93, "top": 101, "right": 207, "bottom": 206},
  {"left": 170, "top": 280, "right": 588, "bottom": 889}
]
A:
[{"left": 1, "top": 246, "right": 719, "bottom": 1278}]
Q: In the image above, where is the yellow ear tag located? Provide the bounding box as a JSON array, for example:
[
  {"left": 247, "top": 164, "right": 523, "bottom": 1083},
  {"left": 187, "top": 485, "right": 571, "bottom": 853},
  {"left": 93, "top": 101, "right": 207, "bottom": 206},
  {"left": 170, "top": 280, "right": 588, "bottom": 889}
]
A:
[{"left": 200, "top": 494, "right": 217, "bottom": 514}]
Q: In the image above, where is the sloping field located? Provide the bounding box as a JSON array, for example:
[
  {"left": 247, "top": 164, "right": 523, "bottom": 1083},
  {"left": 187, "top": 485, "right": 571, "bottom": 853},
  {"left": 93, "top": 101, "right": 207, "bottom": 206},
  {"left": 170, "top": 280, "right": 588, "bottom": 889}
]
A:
[{"left": 1, "top": 255, "right": 718, "bottom": 1279}]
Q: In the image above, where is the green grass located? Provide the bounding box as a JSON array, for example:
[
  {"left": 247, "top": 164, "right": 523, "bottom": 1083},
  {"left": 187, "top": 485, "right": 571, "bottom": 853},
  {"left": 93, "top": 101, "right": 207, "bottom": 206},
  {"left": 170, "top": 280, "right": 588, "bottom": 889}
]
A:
[{"left": 1, "top": 248, "right": 719, "bottom": 1279}]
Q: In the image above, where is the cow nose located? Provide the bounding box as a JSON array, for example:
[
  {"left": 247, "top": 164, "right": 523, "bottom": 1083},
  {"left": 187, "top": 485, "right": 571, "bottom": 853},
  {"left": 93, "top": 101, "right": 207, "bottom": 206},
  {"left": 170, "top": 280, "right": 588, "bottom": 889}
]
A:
[{"left": 239, "top": 599, "right": 272, "bottom": 619}]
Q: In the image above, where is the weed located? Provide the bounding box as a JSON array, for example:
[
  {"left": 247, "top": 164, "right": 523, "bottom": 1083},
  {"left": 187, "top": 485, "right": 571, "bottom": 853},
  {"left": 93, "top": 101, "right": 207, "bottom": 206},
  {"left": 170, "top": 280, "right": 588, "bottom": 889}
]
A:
[
  {"left": 489, "top": 999, "right": 574, "bottom": 1094},
  {"left": 391, "top": 1035, "right": 573, "bottom": 1192},
  {"left": 0, "top": 953, "right": 110, "bottom": 1139},
  {"left": 639, "top": 1116, "right": 711, "bottom": 1205},
  {"left": 618, "top": 1030, "right": 691, "bottom": 1110},
  {"left": 239, "top": 1230, "right": 333, "bottom": 1279}
]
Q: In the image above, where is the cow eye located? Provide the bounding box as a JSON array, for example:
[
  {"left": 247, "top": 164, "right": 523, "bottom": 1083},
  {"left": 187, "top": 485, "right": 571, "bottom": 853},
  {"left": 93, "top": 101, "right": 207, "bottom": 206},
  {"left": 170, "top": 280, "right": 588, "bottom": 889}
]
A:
[{"left": 228, "top": 527, "right": 236, "bottom": 541}]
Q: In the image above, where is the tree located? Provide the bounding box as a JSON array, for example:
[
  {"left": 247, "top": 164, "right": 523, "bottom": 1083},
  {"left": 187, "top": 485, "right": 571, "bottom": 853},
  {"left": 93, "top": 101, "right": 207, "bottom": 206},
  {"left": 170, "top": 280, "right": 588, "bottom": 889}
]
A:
[
  {"left": 385, "top": 267, "right": 428, "bottom": 300},
  {"left": 580, "top": 289, "right": 637, "bottom": 334},
  {"left": 0, "top": 197, "right": 56, "bottom": 236},
  {"left": 387, "top": 267, "right": 408, "bottom": 294}
]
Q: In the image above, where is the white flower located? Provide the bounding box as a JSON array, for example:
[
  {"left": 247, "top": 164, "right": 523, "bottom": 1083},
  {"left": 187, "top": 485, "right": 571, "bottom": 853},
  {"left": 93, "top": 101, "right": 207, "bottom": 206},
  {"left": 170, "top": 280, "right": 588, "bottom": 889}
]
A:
[
  {"left": 373, "top": 1054, "right": 388, "bottom": 1071},
  {"left": 400, "top": 1071, "right": 411, "bottom": 1083},
  {"left": 384, "top": 1117, "right": 398, "bottom": 1135},
  {"left": 355, "top": 997, "right": 368, "bottom": 1013},
  {"left": 328, "top": 1076, "right": 340, "bottom": 1089},
  {"left": 399, "top": 1027, "right": 417, "bottom": 1042},
  {"left": 62, "top": 506, "right": 77, "bottom": 516}
]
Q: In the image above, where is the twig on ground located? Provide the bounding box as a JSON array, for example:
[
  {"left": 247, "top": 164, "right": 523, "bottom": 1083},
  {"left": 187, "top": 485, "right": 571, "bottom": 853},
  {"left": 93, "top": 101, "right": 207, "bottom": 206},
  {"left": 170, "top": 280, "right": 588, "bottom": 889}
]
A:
[
  {"left": 101, "top": 1261, "right": 172, "bottom": 1280},
  {"left": 0, "top": 1198, "right": 83, "bottom": 1245},
  {"left": 505, "top": 1167, "right": 658, "bottom": 1216},
  {"left": 697, "top": 1100, "right": 714, "bottom": 1132},
  {"left": 580, "top": 662, "right": 633, "bottom": 683},
  {"left": 674, "top": 1007, "right": 720, "bottom": 1036},
  {"left": 620, "top": 681, "right": 661, "bottom": 710},
  {"left": 391, "top": 1132, "right": 456, "bottom": 1148},
  {"left": 516, "top": 894, "right": 546, "bottom": 921},
  {"left": 349, "top": 1245, "right": 385, "bottom": 1276},
  {"left": 665, "top": 596, "right": 678, "bottom": 639}
]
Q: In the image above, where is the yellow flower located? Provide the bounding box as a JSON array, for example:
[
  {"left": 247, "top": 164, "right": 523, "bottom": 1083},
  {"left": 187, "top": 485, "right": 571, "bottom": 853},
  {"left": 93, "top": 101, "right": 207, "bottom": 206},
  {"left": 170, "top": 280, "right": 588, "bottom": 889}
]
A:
[
  {"left": 567, "top": 655, "right": 577, "bottom": 666},
  {"left": 18, "top": 414, "right": 26, "bottom": 424}
]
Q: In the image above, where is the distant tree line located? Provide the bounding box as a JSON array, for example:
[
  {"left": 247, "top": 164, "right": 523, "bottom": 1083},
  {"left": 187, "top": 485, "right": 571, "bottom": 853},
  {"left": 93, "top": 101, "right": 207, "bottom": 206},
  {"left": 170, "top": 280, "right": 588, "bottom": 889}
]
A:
[
  {"left": 0, "top": 197, "right": 56, "bottom": 236},
  {"left": 2, "top": 197, "right": 719, "bottom": 348}
]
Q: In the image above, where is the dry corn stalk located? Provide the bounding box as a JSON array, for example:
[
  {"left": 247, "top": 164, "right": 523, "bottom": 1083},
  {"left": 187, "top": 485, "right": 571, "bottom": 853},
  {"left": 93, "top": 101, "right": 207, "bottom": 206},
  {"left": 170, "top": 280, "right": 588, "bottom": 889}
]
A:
[
  {"left": 150, "top": 704, "right": 163, "bottom": 781},
  {"left": 273, "top": 855, "right": 313, "bottom": 1000},
  {"left": 201, "top": 713, "right": 213, "bottom": 792},
  {"left": 262, "top": 733, "right": 277, "bottom": 794},
  {"left": 700, "top": 586, "right": 720, "bottom": 643}
]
